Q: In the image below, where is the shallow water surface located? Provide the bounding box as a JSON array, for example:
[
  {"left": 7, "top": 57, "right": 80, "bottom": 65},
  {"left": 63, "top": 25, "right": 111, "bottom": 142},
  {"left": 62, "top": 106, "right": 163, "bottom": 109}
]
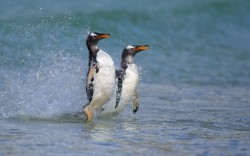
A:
[{"left": 1, "top": 84, "right": 249, "bottom": 155}]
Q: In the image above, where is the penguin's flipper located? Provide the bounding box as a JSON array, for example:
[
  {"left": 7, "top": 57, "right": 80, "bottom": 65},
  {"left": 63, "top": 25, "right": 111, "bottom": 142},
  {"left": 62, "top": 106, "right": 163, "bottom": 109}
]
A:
[
  {"left": 86, "top": 64, "right": 97, "bottom": 102},
  {"left": 115, "top": 69, "right": 124, "bottom": 109},
  {"left": 132, "top": 89, "right": 139, "bottom": 114}
]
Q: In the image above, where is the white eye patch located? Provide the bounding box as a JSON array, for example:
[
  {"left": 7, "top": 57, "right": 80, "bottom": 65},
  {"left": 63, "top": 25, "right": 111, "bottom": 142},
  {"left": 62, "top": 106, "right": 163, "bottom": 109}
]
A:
[
  {"left": 126, "top": 45, "right": 134, "bottom": 49},
  {"left": 90, "top": 33, "right": 97, "bottom": 37}
]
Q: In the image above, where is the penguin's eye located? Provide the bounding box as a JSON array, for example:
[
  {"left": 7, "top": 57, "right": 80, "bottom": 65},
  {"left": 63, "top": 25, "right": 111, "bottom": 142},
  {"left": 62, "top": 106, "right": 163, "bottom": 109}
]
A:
[{"left": 90, "top": 33, "right": 97, "bottom": 38}]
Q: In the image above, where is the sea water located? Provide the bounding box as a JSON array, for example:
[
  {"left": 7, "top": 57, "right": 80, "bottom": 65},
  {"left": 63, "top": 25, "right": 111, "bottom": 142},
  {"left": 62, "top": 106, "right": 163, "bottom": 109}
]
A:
[{"left": 1, "top": 0, "right": 250, "bottom": 155}]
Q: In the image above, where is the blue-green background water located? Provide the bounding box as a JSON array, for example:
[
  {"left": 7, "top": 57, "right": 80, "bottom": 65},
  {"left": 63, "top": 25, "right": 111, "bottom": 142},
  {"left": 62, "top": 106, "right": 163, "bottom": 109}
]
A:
[{"left": 1, "top": 0, "right": 250, "bottom": 155}]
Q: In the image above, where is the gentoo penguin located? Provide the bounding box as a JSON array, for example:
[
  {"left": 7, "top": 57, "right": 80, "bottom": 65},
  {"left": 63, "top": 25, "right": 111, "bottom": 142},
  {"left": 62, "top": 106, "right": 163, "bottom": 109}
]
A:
[
  {"left": 99, "top": 45, "right": 149, "bottom": 115},
  {"left": 83, "top": 32, "right": 115, "bottom": 121}
]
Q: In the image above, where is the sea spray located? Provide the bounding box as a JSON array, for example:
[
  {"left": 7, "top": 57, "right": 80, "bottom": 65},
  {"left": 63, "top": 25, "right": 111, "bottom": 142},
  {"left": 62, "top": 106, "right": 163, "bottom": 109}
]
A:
[{"left": 0, "top": 52, "right": 86, "bottom": 119}]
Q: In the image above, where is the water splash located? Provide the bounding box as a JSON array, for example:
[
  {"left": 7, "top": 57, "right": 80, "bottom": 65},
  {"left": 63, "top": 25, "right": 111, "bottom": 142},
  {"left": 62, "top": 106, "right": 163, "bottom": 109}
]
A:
[{"left": 0, "top": 52, "right": 86, "bottom": 119}]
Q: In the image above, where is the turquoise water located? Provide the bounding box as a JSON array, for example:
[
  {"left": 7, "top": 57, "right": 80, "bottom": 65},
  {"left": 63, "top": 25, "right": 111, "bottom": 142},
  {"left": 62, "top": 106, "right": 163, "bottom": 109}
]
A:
[{"left": 1, "top": 0, "right": 250, "bottom": 155}]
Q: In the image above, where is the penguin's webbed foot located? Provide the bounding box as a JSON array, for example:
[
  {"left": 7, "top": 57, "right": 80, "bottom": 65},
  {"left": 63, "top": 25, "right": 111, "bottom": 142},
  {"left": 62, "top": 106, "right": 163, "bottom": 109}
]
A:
[{"left": 133, "top": 106, "right": 139, "bottom": 114}]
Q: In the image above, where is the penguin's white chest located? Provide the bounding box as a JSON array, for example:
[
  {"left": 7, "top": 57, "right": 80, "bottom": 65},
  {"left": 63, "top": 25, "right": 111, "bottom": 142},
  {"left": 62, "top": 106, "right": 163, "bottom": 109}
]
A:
[
  {"left": 116, "top": 64, "right": 139, "bottom": 111},
  {"left": 91, "top": 50, "right": 115, "bottom": 108}
]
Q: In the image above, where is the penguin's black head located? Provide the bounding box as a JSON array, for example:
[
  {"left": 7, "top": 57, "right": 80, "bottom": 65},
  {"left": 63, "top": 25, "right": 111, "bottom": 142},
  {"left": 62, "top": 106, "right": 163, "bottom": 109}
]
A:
[
  {"left": 86, "top": 32, "right": 111, "bottom": 45},
  {"left": 121, "top": 45, "right": 149, "bottom": 66},
  {"left": 122, "top": 45, "right": 149, "bottom": 57}
]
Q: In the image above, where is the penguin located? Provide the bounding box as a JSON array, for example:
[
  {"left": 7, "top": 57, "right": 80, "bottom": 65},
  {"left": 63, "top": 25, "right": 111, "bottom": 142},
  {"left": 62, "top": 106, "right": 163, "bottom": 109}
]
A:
[
  {"left": 99, "top": 45, "right": 149, "bottom": 115},
  {"left": 83, "top": 32, "right": 115, "bottom": 121}
]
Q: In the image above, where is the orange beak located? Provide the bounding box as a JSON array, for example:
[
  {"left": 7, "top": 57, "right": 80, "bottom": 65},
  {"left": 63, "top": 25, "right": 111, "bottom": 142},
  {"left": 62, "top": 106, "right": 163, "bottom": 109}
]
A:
[
  {"left": 134, "top": 45, "right": 150, "bottom": 51},
  {"left": 97, "top": 33, "right": 111, "bottom": 39}
]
